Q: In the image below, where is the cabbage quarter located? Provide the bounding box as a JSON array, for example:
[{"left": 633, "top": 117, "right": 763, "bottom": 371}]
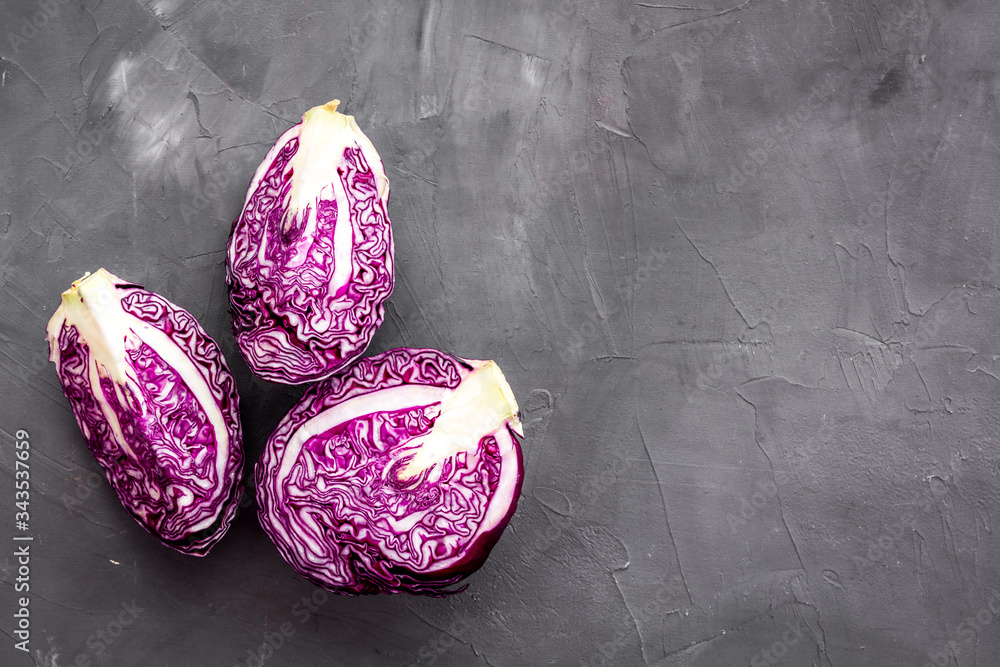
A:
[
  {"left": 256, "top": 348, "right": 523, "bottom": 595},
  {"left": 227, "top": 99, "right": 394, "bottom": 384},
  {"left": 47, "top": 269, "right": 244, "bottom": 555}
]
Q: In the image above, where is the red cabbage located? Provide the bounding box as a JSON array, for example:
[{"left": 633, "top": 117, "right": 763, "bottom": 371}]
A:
[
  {"left": 227, "top": 100, "right": 394, "bottom": 384},
  {"left": 256, "top": 348, "right": 523, "bottom": 595},
  {"left": 46, "top": 269, "right": 244, "bottom": 556}
]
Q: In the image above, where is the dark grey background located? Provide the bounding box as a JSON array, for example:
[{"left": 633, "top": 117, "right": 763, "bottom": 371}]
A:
[{"left": 2, "top": 0, "right": 999, "bottom": 665}]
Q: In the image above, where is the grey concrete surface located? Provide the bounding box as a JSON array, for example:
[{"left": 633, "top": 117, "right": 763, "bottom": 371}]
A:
[{"left": 2, "top": 0, "right": 999, "bottom": 665}]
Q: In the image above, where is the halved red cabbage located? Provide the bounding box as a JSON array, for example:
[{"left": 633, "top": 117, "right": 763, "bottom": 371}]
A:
[
  {"left": 227, "top": 99, "right": 394, "bottom": 384},
  {"left": 46, "top": 269, "right": 244, "bottom": 556},
  {"left": 256, "top": 348, "right": 523, "bottom": 595}
]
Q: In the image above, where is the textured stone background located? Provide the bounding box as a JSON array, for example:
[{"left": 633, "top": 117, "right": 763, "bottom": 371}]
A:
[{"left": 2, "top": 0, "right": 1000, "bottom": 665}]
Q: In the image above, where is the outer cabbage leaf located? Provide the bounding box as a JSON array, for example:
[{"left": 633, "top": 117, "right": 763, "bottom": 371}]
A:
[
  {"left": 256, "top": 348, "right": 523, "bottom": 595},
  {"left": 227, "top": 99, "right": 394, "bottom": 384},
  {"left": 46, "top": 269, "right": 244, "bottom": 556}
]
